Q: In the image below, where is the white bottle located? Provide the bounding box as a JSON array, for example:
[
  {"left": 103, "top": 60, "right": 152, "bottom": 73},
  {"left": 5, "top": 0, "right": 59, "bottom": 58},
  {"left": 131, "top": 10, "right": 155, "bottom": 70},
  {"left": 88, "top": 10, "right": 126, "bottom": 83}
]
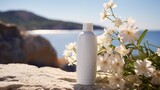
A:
[{"left": 76, "top": 23, "right": 97, "bottom": 85}]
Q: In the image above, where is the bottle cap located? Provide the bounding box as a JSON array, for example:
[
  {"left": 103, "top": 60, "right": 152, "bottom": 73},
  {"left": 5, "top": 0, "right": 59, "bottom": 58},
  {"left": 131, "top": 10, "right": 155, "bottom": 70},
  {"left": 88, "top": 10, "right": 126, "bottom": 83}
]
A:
[{"left": 83, "top": 23, "right": 93, "bottom": 32}]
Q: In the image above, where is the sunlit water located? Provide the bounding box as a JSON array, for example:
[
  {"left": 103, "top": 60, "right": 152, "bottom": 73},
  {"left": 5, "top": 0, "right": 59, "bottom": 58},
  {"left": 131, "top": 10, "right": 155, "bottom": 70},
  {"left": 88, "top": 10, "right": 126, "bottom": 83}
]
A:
[{"left": 28, "top": 30, "right": 160, "bottom": 58}]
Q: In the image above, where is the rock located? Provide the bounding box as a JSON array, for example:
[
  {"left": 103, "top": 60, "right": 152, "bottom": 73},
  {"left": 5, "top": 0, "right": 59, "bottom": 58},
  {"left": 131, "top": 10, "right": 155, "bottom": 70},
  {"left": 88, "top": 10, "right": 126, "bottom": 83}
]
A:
[
  {"left": 0, "top": 22, "right": 25, "bottom": 63},
  {"left": 0, "top": 22, "right": 21, "bottom": 38},
  {"left": 0, "top": 22, "right": 59, "bottom": 67},
  {"left": 0, "top": 64, "right": 75, "bottom": 90},
  {"left": 0, "top": 64, "right": 112, "bottom": 90},
  {"left": 22, "top": 33, "right": 59, "bottom": 67}
]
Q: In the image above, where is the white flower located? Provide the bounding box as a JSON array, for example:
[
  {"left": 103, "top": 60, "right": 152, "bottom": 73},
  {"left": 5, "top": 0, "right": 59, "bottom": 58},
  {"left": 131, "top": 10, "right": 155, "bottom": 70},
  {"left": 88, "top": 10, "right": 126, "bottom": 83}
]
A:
[
  {"left": 67, "top": 52, "right": 77, "bottom": 65},
  {"left": 134, "top": 59, "right": 155, "bottom": 77},
  {"left": 103, "top": 0, "right": 117, "bottom": 10},
  {"left": 127, "top": 17, "right": 136, "bottom": 25},
  {"left": 126, "top": 75, "right": 142, "bottom": 85},
  {"left": 97, "top": 45, "right": 103, "bottom": 54},
  {"left": 151, "top": 70, "right": 160, "bottom": 85},
  {"left": 104, "top": 46, "right": 113, "bottom": 54},
  {"left": 63, "top": 42, "right": 77, "bottom": 65},
  {"left": 156, "top": 48, "right": 160, "bottom": 56},
  {"left": 65, "top": 42, "right": 76, "bottom": 50},
  {"left": 115, "top": 44, "right": 130, "bottom": 56},
  {"left": 118, "top": 24, "right": 139, "bottom": 43},
  {"left": 114, "top": 18, "right": 122, "bottom": 27},
  {"left": 108, "top": 73, "right": 125, "bottom": 90},
  {"left": 68, "top": 57, "right": 76, "bottom": 66},
  {"left": 63, "top": 49, "right": 71, "bottom": 59},
  {"left": 97, "top": 34, "right": 112, "bottom": 46},
  {"left": 97, "top": 53, "right": 111, "bottom": 72},
  {"left": 97, "top": 35, "right": 107, "bottom": 44},
  {"left": 104, "top": 27, "right": 115, "bottom": 35},
  {"left": 100, "top": 9, "right": 110, "bottom": 21},
  {"left": 110, "top": 54, "right": 125, "bottom": 73}
]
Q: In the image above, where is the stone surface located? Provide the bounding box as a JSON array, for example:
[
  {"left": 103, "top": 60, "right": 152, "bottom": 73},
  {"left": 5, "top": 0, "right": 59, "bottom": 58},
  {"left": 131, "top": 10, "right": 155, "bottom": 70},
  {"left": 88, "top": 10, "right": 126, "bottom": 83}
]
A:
[
  {"left": 0, "top": 22, "right": 59, "bottom": 67},
  {"left": 0, "top": 64, "right": 76, "bottom": 90},
  {"left": 0, "top": 64, "right": 112, "bottom": 90}
]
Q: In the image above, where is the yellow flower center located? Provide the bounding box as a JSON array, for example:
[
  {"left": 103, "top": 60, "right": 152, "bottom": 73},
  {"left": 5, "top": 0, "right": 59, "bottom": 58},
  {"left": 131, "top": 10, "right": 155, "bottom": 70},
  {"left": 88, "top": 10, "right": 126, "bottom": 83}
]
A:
[
  {"left": 122, "top": 49, "right": 126, "bottom": 54},
  {"left": 116, "top": 62, "right": 120, "bottom": 66},
  {"left": 103, "top": 60, "right": 107, "bottom": 64},
  {"left": 127, "top": 31, "right": 131, "bottom": 35},
  {"left": 141, "top": 65, "right": 146, "bottom": 71}
]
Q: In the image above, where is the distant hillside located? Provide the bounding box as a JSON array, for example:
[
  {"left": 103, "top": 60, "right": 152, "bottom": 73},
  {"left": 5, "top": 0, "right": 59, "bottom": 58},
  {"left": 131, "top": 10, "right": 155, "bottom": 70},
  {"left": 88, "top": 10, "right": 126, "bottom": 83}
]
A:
[{"left": 0, "top": 10, "right": 103, "bottom": 30}]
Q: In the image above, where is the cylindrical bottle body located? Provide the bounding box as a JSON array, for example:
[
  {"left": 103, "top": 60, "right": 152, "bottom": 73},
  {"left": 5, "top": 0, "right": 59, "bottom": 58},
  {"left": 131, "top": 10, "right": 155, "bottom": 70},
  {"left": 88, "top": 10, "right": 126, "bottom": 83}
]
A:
[{"left": 76, "top": 31, "right": 97, "bottom": 85}]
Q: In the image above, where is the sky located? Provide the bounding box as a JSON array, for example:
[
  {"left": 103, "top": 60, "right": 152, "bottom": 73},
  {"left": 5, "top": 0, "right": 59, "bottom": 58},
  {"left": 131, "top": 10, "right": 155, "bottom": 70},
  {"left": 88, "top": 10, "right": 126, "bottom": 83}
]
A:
[{"left": 0, "top": 0, "right": 160, "bottom": 30}]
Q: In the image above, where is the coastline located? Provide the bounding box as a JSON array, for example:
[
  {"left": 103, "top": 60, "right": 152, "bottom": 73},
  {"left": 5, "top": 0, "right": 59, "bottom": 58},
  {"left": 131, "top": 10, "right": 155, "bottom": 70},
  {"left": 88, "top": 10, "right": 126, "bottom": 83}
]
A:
[{"left": 28, "top": 30, "right": 160, "bottom": 58}]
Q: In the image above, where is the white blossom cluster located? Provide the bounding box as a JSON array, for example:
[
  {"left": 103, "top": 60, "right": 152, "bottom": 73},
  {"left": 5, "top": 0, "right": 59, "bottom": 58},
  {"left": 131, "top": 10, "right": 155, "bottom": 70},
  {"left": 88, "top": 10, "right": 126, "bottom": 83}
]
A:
[
  {"left": 63, "top": 42, "right": 77, "bottom": 65},
  {"left": 63, "top": 0, "right": 160, "bottom": 89}
]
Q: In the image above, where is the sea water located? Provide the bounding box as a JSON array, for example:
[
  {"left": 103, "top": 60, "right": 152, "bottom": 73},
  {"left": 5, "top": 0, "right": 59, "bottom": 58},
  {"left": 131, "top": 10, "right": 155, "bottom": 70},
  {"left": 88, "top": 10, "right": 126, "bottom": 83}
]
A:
[{"left": 28, "top": 30, "right": 160, "bottom": 58}]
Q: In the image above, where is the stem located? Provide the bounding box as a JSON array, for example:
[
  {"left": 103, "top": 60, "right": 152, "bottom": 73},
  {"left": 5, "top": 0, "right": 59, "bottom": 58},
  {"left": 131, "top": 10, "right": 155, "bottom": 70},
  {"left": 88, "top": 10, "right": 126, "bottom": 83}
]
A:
[
  {"left": 146, "top": 40, "right": 151, "bottom": 50},
  {"left": 108, "top": 33, "right": 118, "bottom": 40},
  {"left": 133, "top": 44, "right": 146, "bottom": 58},
  {"left": 110, "top": 7, "right": 116, "bottom": 19},
  {"left": 106, "top": 17, "right": 114, "bottom": 22},
  {"left": 113, "top": 31, "right": 118, "bottom": 35},
  {"left": 133, "top": 44, "right": 144, "bottom": 53},
  {"left": 148, "top": 43, "right": 160, "bottom": 48}
]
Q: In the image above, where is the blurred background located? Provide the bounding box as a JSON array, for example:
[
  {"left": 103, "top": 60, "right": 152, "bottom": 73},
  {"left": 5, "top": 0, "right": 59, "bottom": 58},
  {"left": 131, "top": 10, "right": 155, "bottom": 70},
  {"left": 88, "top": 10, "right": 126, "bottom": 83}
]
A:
[
  {"left": 0, "top": 0, "right": 160, "bottom": 29},
  {"left": 0, "top": 0, "right": 160, "bottom": 71}
]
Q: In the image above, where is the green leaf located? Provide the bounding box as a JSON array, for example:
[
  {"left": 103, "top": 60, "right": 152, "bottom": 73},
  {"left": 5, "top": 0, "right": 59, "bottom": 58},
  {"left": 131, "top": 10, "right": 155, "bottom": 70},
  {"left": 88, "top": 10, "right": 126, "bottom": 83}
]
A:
[
  {"left": 126, "top": 44, "right": 134, "bottom": 47},
  {"left": 143, "top": 43, "right": 149, "bottom": 56},
  {"left": 137, "top": 29, "right": 148, "bottom": 46},
  {"left": 148, "top": 49, "right": 155, "bottom": 55}
]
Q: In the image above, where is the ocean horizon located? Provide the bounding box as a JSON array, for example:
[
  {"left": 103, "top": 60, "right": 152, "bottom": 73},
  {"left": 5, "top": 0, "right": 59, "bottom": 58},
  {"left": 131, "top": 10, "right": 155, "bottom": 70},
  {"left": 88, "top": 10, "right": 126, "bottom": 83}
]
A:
[{"left": 28, "top": 30, "right": 160, "bottom": 58}]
